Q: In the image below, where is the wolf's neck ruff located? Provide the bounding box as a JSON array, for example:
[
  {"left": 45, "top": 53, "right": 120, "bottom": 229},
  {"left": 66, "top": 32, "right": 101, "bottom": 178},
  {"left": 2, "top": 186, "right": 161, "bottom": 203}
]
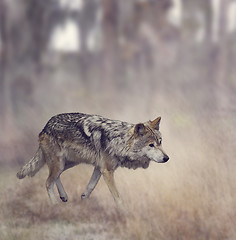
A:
[{"left": 116, "top": 155, "right": 150, "bottom": 169}]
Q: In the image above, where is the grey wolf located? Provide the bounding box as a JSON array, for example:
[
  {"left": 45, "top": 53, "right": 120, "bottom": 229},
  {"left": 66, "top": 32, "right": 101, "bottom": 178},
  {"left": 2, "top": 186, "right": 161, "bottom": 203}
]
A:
[{"left": 17, "top": 113, "right": 169, "bottom": 206}]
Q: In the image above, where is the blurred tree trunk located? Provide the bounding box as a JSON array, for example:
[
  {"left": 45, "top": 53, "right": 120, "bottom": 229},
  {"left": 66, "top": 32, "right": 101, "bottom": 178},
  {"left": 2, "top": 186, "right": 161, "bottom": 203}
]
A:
[
  {"left": 77, "top": 0, "right": 98, "bottom": 83},
  {"left": 215, "top": 0, "right": 230, "bottom": 112},
  {"left": 102, "top": 0, "right": 119, "bottom": 92},
  {"left": 0, "top": 0, "right": 21, "bottom": 131},
  {"left": 209, "top": 0, "right": 230, "bottom": 113},
  {"left": 0, "top": 0, "right": 16, "bottom": 129},
  {"left": 0, "top": 0, "right": 55, "bottom": 128},
  {"left": 200, "top": 0, "right": 213, "bottom": 46},
  {"left": 181, "top": 0, "right": 213, "bottom": 44},
  {"left": 0, "top": 0, "right": 7, "bottom": 124},
  {"left": 26, "top": 0, "right": 48, "bottom": 68},
  {"left": 26, "top": 0, "right": 60, "bottom": 70},
  {"left": 147, "top": 0, "right": 172, "bottom": 32},
  {"left": 0, "top": 0, "right": 31, "bottom": 129}
]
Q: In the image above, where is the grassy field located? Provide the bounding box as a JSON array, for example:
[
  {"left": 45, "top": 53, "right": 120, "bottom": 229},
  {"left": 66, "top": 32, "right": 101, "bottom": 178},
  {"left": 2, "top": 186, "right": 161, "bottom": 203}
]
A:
[{"left": 0, "top": 111, "right": 236, "bottom": 240}]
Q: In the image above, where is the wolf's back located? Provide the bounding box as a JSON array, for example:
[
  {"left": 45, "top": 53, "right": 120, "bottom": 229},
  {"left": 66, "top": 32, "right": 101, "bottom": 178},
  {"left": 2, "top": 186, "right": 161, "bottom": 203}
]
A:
[{"left": 17, "top": 147, "right": 45, "bottom": 179}]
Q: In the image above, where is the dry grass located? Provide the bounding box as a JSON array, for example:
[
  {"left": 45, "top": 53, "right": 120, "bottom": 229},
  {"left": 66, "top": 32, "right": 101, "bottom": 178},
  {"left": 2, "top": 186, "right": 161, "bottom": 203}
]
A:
[{"left": 0, "top": 112, "right": 236, "bottom": 240}]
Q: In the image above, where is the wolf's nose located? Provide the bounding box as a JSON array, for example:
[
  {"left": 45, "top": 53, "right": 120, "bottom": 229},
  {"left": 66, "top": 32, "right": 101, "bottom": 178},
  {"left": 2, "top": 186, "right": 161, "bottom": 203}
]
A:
[{"left": 163, "top": 155, "right": 169, "bottom": 162}]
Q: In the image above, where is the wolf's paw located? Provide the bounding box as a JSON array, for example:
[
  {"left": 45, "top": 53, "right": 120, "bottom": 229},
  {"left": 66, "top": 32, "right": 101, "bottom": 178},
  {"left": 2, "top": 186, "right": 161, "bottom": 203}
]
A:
[
  {"left": 60, "top": 196, "right": 68, "bottom": 202},
  {"left": 81, "top": 193, "right": 89, "bottom": 200}
]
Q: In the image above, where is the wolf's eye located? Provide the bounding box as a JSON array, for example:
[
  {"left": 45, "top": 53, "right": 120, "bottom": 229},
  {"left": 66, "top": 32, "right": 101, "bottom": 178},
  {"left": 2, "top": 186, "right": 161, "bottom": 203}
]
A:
[
  {"left": 149, "top": 143, "right": 155, "bottom": 148},
  {"left": 159, "top": 140, "right": 162, "bottom": 145}
]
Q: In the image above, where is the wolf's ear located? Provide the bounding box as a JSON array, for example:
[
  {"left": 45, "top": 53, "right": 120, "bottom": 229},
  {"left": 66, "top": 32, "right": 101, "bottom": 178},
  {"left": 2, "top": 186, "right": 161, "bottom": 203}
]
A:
[
  {"left": 150, "top": 117, "right": 161, "bottom": 130},
  {"left": 134, "top": 123, "right": 146, "bottom": 137}
]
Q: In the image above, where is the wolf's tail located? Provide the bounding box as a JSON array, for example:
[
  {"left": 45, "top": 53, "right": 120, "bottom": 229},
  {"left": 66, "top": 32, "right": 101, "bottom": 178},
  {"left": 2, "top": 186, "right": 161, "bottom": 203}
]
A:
[{"left": 17, "top": 147, "right": 45, "bottom": 179}]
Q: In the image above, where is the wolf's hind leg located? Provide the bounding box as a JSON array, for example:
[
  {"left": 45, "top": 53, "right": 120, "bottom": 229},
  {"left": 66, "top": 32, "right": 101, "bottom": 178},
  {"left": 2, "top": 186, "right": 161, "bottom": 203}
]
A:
[
  {"left": 56, "top": 176, "right": 68, "bottom": 202},
  {"left": 81, "top": 166, "right": 101, "bottom": 199},
  {"left": 46, "top": 171, "right": 59, "bottom": 204},
  {"left": 46, "top": 157, "right": 65, "bottom": 204}
]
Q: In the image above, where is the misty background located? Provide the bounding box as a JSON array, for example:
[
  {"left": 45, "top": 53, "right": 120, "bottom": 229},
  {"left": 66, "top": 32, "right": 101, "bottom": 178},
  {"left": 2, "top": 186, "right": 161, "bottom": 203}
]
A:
[
  {"left": 0, "top": 0, "right": 236, "bottom": 239},
  {"left": 0, "top": 0, "right": 235, "bottom": 165},
  {"left": 0, "top": 0, "right": 236, "bottom": 164}
]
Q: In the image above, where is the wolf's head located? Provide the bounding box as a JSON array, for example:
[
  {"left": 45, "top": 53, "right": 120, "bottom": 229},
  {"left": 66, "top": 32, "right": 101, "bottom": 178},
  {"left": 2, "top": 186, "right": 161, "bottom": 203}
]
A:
[{"left": 130, "top": 117, "right": 169, "bottom": 164}]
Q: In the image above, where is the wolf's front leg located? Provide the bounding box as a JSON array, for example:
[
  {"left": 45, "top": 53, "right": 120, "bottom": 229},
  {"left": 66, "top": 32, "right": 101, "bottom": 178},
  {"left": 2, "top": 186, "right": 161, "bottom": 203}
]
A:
[
  {"left": 81, "top": 166, "right": 101, "bottom": 199},
  {"left": 102, "top": 169, "right": 123, "bottom": 207},
  {"left": 56, "top": 176, "right": 68, "bottom": 202}
]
